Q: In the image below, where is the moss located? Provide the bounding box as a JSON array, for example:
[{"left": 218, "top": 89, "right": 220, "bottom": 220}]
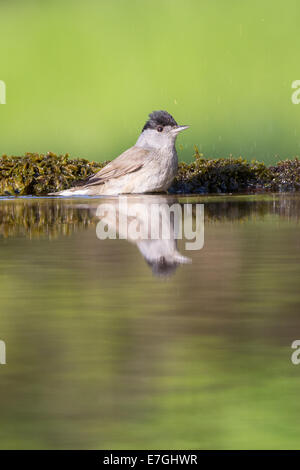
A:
[
  {"left": 169, "top": 147, "right": 270, "bottom": 194},
  {"left": 0, "top": 152, "right": 106, "bottom": 196},
  {"left": 1, "top": 149, "right": 300, "bottom": 196},
  {"left": 267, "top": 158, "right": 300, "bottom": 192}
]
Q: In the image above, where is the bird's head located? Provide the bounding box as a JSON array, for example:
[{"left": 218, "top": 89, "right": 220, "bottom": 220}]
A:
[{"left": 137, "top": 110, "right": 189, "bottom": 149}]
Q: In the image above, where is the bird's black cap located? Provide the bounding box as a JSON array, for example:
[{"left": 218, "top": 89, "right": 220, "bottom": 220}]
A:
[{"left": 142, "top": 110, "right": 178, "bottom": 132}]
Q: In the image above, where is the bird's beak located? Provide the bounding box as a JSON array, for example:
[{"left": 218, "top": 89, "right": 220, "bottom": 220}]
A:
[{"left": 172, "top": 125, "right": 190, "bottom": 135}]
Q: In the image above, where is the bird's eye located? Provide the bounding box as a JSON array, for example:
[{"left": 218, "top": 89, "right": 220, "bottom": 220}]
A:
[{"left": 157, "top": 126, "right": 163, "bottom": 132}]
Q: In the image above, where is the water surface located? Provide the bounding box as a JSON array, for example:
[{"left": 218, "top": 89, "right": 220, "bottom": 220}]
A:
[{"left": 0, "top": 194, "right": 300, "bottom": 449}]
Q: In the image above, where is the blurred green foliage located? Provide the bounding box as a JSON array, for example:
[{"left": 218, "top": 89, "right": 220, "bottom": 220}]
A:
[{"left": 1, "top": 0, "right": 300, "bottom": 164}]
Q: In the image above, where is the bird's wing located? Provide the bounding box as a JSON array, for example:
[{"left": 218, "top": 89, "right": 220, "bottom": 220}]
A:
[{"left": 81, "top": 146, "right": 149, "bottom": 188}]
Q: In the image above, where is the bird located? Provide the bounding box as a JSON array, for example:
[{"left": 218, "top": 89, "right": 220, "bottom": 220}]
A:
[{"left": 50, "top": 110, "right": 189, "bottom": 196}]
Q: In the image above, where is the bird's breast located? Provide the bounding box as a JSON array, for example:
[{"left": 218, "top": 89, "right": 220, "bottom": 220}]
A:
[{"left": 144, "top": 146, "right": 178, "bottom": 191}]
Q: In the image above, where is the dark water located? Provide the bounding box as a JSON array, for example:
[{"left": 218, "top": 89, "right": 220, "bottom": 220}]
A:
[{"left": 0, "top": 194, "right": 300, "bottom": 449}]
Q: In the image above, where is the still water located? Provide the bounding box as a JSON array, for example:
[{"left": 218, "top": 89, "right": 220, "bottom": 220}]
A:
[{"left": 0, "top": 194, "right": 300, "bottom": 449}]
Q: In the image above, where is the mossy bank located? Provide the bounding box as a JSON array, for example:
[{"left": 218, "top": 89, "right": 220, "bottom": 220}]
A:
[{"left": 1, "top": 149, "right": 300, "bottom": 196}]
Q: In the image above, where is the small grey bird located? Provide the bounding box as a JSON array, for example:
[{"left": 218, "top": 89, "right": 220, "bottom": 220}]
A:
[{"left": 52, "top": 110, "right": 189, "bottom": 196}]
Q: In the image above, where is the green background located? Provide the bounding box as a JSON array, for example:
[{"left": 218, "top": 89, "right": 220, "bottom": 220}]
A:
[{"left": 1, "top": 0, "right": 300, "bottom": 164}]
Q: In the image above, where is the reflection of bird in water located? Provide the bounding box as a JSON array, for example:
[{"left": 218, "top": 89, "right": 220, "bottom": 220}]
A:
[
  {"left": 138, "top": 238, "right": 190, "bottom": 277},
  {"left": 95, "top": 196, "right": 191, "bottom": 278}
]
